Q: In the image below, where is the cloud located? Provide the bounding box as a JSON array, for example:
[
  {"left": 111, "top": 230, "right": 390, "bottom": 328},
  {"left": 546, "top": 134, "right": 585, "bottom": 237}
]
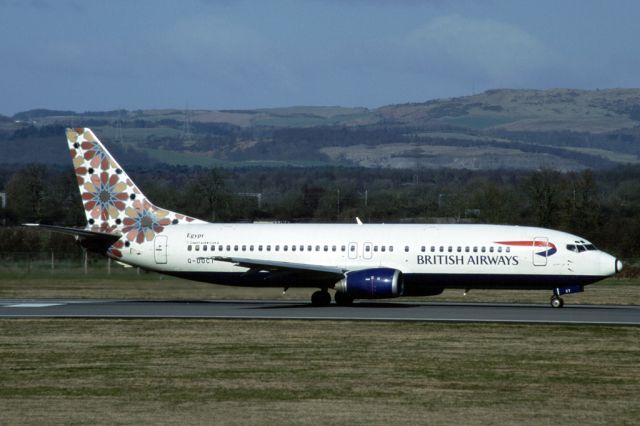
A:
[
  {"left": 403, "top": 14, "right": 554, "bottom": 85},
  {"left": 168, "top": 16, "right": 293, "bottom": 78}
]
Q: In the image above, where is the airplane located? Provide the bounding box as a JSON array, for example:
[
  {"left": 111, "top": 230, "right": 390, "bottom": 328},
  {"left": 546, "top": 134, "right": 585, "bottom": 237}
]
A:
[{"left": 27, "top": 128, "right": 623, "bottom": 308}]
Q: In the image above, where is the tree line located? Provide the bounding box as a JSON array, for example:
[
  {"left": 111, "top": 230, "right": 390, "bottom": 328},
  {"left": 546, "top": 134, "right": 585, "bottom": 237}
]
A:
[{"left": 2, "top": 163, "right": 640, "bottom": 263}]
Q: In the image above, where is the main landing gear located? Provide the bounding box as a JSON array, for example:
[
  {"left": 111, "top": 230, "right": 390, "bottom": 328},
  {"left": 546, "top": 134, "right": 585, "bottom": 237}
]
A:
[
  {"left": 310, "top": 289, "right": 354, "bottom": 306},
  {"left": 334, "top": 291, "right": 354, "bottom": 306},
  {"left": 311, "top": 289, "right": 332, "bottom": 306}
]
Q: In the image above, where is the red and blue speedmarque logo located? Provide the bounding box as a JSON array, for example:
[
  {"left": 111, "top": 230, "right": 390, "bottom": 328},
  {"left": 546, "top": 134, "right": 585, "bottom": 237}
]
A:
[{"left": 496, "top": 241, "right": 557, "bottom": 257}]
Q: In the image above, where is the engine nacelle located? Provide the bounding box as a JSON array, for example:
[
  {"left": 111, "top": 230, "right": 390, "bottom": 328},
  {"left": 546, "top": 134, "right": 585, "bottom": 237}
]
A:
[{"left": 334, "top": 268, "right": 403, "bottom": 299}]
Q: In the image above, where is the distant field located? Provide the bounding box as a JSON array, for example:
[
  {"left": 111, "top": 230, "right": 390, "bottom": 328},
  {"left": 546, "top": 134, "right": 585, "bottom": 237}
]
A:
[
  {"left": 146, "top": 147, "right": 335, "bottom": 168},
  {"left": 0, "top": 267, "right": 637, "bottom": 306},
  {"left": 0, "top": 319, "right": 638, "bottom": 425},
  {"left": 440, "top": 114, "right": 524, "bottom": 129},
  {"left": 564, "top": 147, "right": 640, "bottom": 164}
]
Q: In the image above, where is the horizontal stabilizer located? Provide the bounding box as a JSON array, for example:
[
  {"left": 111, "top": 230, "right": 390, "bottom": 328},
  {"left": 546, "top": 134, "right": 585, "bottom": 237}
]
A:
[{"left": 23, "top": 223, "right": 121, "bottom": 254}]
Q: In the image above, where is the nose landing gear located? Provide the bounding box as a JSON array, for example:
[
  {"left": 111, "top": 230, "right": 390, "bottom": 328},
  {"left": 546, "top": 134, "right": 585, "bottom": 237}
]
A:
[
  {"left": 550, "top": 296, "right": 564, "bottom": 308},
  {"left": 550, "top": 285, "right": 584, "bottom": 308}
]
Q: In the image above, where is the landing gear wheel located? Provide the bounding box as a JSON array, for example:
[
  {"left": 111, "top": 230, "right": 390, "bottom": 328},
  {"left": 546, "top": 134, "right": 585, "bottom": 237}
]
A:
[
  {"left": 334, "top": 292, "right": 354, "bottom": 306},
  {"left": 311, "top": 290, "right": 331, "bottom": 306},
  {"left": 550, "top": 296, "right": 564, "bottom": 308}
]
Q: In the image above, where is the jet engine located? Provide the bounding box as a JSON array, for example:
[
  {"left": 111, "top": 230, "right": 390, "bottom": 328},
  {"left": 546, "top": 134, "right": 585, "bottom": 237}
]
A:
[{"left": 334, "top": 268, "right": 403, "bottom": 299}]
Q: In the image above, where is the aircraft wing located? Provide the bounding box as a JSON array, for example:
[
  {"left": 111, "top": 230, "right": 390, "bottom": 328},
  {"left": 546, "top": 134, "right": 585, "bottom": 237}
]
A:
[{"left": 212, "top": 256, "right": 346, "bottom": 276}]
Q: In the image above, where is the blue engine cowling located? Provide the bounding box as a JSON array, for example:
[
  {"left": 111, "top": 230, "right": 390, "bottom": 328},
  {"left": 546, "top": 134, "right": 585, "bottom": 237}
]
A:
[{"left": 334, "top": 268, "right": 403, "bottom": 299}]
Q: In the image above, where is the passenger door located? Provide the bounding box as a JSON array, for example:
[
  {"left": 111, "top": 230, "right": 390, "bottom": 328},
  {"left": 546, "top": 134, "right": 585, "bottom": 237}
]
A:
[
  {"left": 154, "top": 235, "right": 168, "bottom": 264},
  {"left": 533, "top": 237, "right": 548, "bottom": 266}
]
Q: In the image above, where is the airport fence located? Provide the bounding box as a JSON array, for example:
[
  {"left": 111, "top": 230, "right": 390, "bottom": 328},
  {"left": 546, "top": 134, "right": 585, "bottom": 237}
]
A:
[{"left": 0, "top": 251, "right": 131, "bottom": 275}]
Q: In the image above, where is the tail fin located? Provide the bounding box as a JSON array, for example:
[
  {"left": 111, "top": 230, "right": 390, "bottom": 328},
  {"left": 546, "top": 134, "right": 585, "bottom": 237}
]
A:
[{"left": 66, "top": 128, "right": 204, "bottom": 244}]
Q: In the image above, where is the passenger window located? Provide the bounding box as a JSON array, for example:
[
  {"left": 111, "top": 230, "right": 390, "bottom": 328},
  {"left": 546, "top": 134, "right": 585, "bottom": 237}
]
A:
[
  {"left": 275, "top": 245, "right": 280, "bottom": 251},
  {"left": 234, "top": 245, "right": 238, "bottom": 251},
  {"left": 211, "top": 245, "right": 215, "bottom": 251},
  {"left": 226, "top": 245, "right": 231, "bottom": 251},
  {"left": 218, "top": 245, "right": 223, "bottom": 251},
  {"left": 431, "top": 246, "right": 435, "bottom": 252},
  {"left": 381, "top": 246, "right": 386, "bottom": 252},
  {"left": 448, "top": 246, "right": 452, "bottom": 253},
  {"left": 332, "top": 245, "right": 337, "bottom": 252},
  {"left": 374, "top": 246, "right": 379, "bottom": 252},
  {"left": 489, "top": 247, "right": 494, "bottom": 253},
  {"left": 341, "top": 245, "right": 346, "bottom": 252},
  {"left": 457, "top": 246, "right": 461, "bottom": 253},
  {"left": 242, "top": 245, "right": 246, "bottom": 251},
  {"left": 350, "top": 245, "right": 355, "bottom": 252},
  {"left": 292, "top": 245, "right": 296, "bottom": 251},
  {"left": 316, "top": 245, "right": 321, "bottom": 251},
  {"left": 308, "top": 245, "right": 313, "bottom": 251},
  {"left": 300, "top": 245, "right": 304, "bottom": 252},
  {"left": 421, "top": 246, "right": 426, "bottom": 253},
  {"left": 405, "top": 246, "right": 409, "bottom": 252},
  {"left": 439, "top": 246, "right": 444, "bottom": 252},
  {"left": 365, "top": 246, "right": 370, "bottom": 252},
  {"left": 195, "top": 245, "right": 200, "bottom": 251},
  {"left": 250, "top": 245, "right": 254, "bottom": 251},
  {"left": 481, "top": 247, "right": 486, "bottom": 253},
  {"left": 465, "top": 247, "right": 470, "bottom": 253},
  {"left": 203, "top": 245, "right": 207, "bottom": 251},
  {"left": 284, "top": 245, "right": 288, "bottom": 251},
  {"left": 497, "top": 247, "right": 502, "bottom": 253},
  {"left": 259, "top": 245, "right": 263, "bottom": 251},
  {"left": 473, "top": 247, "right": 478, "bottom": 253},
  {"left": 267, "top": 245, "right": 271, "bottom": 251},
  {"left": 188, "top": 245, "right": 192, "bottom": 251},
  {"left": 389, "top": 246, "right": 393, "bottom": 252},
  {"left": 506, "top": 247, "right": 510, "bottom": 253}
]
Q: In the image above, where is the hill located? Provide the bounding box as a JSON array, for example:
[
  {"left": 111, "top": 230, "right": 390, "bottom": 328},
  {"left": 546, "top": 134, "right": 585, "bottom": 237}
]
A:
[{"left": 3, "top": 88, "right": 640, "bottom": 170}]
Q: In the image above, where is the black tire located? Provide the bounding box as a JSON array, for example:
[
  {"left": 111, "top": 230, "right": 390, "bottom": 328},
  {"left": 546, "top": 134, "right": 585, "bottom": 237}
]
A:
[
  {"left": 311, "top": 290, "right": 331, "bottom": 306},
  {"left": 334, "top": 292, "right": 354, "bottom": 306},
  {"left": 550, "top": 296, "right": 564, "bottom": 308}
]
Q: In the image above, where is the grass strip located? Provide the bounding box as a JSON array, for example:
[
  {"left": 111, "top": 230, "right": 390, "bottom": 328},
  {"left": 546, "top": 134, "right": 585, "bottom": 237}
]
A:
[{"left": 0, "top": 319, "right": 639, "bottom": 425}]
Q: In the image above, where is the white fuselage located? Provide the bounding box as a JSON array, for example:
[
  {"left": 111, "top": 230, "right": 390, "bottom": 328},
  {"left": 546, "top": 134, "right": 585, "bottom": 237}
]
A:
[{"left": 117, "top": 223, "right": 619, "bottom": 291}]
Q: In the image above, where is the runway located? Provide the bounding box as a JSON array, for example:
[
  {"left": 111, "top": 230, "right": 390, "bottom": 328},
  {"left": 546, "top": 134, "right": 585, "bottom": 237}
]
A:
[{"left": 0, "top": 299, "right": 639, "bottom": 324}]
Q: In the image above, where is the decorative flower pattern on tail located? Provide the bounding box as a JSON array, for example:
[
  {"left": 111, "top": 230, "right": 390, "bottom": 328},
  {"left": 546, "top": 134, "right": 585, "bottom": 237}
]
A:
[{"left": 66, "top": 128, "right": 201, "bottom": 259}]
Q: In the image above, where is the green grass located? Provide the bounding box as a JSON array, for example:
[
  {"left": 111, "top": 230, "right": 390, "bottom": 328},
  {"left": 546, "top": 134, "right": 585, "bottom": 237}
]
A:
[
  {"left": 0, "top": 266, "right": 638, "bottom": 306},
  {"left": 0, "top": 320, "right": 638, "bottom": 425}
]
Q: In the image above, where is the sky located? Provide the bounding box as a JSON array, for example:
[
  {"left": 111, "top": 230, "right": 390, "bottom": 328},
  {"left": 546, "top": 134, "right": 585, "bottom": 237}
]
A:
[{"left": 1, "top": 0, "right": 640, "bottom": 115}]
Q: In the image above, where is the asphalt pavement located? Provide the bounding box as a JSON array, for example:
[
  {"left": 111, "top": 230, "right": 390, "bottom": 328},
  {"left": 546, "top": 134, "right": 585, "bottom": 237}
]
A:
[{"left": 0, "top": 299, "right": 638, "bottom": 325}]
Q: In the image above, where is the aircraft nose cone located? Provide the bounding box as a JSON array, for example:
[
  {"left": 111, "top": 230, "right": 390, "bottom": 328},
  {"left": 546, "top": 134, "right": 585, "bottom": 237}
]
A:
[{"left": 599, "top": 253, "right": 619, "bottom": 276}]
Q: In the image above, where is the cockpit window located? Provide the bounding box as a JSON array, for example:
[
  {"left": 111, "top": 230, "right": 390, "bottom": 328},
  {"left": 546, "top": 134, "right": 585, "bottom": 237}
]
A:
[{"left": 567, "top": 243, "right": 597, "bottom": 253}]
